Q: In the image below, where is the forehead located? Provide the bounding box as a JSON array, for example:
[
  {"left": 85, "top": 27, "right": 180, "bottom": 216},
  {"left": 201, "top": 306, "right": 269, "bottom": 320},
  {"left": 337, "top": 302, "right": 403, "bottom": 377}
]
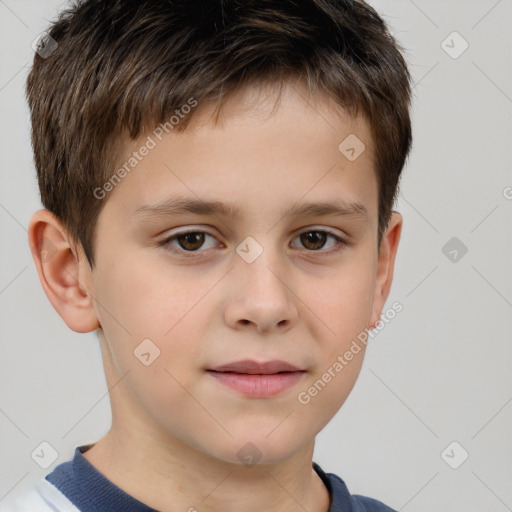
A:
[
  {"left": 188, "top": 80, "right": 373, "bottom": 146},
  {"left": 101, "top": 81, "right": 377, "bottom": 225}
]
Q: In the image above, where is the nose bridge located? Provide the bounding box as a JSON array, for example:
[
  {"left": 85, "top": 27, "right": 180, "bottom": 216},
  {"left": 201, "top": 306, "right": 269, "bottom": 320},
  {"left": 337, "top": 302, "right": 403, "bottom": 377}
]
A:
[
  {"left": 235, "top": 233, "right": 287, "bottom": 296},
  {"left": 225, "top": 233, "right": 298, "bottom": 333}
]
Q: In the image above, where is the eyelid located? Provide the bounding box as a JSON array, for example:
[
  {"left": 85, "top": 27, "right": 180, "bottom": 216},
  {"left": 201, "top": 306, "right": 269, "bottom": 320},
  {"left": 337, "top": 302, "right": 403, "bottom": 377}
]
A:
[{"left": 292, "top": 225, "right": 346, "bottom": 240}]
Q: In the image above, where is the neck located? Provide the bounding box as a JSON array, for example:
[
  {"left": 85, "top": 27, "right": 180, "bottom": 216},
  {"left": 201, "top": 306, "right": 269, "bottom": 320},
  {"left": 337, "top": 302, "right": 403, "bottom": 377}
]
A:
[{"left": 82, "top": 421, "right": 331, "bottom": 512}]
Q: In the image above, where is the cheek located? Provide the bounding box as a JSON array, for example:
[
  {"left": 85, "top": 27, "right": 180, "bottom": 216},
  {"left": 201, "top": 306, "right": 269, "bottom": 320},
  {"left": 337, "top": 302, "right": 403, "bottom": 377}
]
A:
[
  {"left": 91, "top": 256, "right": 212, "bottom": 429},
  {"left": 305, "top": 260, "right": 376, "bottom": 346},
  {"left": 91, "top": 254, "right": 214, "bottom": 388},
  {"left": 94, "top": 251, "right": 211, "bottom": 338},
  {"left": 297, "top": 257, "right": 375, "bottom": 418}
]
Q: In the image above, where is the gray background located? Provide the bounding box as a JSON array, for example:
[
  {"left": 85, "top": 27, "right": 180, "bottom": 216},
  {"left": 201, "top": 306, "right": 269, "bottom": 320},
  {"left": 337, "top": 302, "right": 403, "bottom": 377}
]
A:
[{"left": 1, "top": 1, "right": 511, "bottom": 510}]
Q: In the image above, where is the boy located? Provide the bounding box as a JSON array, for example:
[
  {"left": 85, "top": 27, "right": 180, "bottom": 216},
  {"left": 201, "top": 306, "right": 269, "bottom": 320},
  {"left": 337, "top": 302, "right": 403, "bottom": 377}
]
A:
[{"left": 4, "top": 0, "right": 412, "bottom": 510}]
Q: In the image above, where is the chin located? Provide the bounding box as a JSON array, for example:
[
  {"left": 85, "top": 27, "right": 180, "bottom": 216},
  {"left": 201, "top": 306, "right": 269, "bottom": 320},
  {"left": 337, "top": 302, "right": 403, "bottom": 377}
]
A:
[{"left": 206, "top": 433, "right": 307, "bottom": 467}]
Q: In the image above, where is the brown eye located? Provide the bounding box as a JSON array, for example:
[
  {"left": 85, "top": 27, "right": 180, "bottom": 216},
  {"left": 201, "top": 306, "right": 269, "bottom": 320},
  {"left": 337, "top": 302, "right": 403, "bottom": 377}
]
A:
[
  {"left": 176, "top": 232, "right": 205, "bottom": 251},
  {"left": 291, "top": 229, "right": 346, "bottom": 255},
  {"left": 160, "top": 231, "right": 218, "bottom": 254},
  {"left": 299, "top": 231, "right": 328, "bottom": 250}
]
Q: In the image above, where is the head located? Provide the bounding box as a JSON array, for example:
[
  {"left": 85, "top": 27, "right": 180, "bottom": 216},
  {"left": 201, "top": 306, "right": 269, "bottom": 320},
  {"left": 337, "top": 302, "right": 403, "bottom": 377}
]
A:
[{"left": 27, "top": 0, "right": 412, "bottom": 465}]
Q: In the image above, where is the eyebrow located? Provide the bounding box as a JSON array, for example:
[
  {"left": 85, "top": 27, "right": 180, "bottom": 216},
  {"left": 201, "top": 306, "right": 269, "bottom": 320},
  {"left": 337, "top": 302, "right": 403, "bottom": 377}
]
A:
[{"left": 134, "top": 196, "right": 368, "bottom": 222}]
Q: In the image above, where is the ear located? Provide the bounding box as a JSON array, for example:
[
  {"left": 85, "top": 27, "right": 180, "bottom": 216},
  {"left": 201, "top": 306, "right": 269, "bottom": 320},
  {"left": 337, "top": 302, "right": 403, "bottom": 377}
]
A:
[
  {"left": 28, "top": 209, "right": 100, "bottom": 333},
  {"left": 368, "top": 211, "right": 403, "bottom": 329}
]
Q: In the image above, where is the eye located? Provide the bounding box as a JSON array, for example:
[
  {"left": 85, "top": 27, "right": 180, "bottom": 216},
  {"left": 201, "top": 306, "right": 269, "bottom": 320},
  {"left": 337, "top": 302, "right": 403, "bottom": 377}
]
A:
[
  {"left": 291, "top": 229, "right": 346, "bottom": 255},
  {"left": 158, "top": 228, "right": 347, "bottom": 257},
  {"left": 159, "top": 230, "right": 219, "bottom": 254}
]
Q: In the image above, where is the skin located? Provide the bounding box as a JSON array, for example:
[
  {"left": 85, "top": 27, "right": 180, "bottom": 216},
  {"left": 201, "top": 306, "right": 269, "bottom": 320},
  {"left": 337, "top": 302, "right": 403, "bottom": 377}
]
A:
[{"left": 28, "top": 81, "right": 402, "bottom": 512}]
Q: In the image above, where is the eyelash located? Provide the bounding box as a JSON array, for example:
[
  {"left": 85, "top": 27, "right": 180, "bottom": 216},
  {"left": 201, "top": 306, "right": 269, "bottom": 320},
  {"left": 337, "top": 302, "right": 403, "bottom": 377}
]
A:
[{"left": 158, "top": 228, "right": 347, "bottom": 257}]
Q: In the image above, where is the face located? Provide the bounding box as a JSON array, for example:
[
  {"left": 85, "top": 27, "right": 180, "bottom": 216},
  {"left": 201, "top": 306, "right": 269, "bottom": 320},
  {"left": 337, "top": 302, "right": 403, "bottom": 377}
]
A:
[{"left": 79, "top": 82, "right": 399, "bottom": 464}]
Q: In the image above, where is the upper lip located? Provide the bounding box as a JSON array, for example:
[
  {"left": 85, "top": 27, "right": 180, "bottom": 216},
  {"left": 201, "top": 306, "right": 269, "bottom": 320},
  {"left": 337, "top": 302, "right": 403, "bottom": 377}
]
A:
[{"left": 208, "top": 360, "right": 304, "bottom": 375}]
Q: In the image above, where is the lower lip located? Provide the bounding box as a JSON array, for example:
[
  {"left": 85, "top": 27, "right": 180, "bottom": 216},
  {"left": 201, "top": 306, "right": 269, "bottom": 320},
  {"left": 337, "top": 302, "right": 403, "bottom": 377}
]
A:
[{"left": 207, "top": 370, "right": 306, "bottom": 398}]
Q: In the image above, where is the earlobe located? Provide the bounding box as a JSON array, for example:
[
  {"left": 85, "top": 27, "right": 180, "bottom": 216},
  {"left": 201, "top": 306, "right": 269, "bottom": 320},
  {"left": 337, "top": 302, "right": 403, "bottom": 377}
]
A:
[
  {"left": 28, "top": 209, "right": 100, "bottom": 333},
  {"left": 369, "top": 211, "right": 403, "bottom": 329}
]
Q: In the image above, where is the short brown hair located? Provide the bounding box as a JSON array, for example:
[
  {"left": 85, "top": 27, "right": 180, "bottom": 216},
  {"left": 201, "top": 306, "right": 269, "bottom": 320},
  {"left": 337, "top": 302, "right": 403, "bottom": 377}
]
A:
[{"left": 26, "top": 0, "right": 413, "bottom": 268}]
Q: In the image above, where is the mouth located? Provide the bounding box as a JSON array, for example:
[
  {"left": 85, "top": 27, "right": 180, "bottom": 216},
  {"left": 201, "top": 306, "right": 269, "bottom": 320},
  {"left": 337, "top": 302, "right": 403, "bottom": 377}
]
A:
[{"left": 206, "top": 360, "right": 306, "bottom": 398}]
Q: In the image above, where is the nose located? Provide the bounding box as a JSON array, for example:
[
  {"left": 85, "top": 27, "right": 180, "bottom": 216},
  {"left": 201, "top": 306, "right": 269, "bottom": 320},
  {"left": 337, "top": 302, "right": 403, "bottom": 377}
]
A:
[{"left": 223, "top": 248, "right": 299, "bottom": 335}]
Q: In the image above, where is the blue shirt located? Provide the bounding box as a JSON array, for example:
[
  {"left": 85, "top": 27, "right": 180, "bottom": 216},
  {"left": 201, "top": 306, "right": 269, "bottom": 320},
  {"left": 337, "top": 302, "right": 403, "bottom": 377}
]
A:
[{"left": 1, "top": 445, "right": 396, "bottom": 511}]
